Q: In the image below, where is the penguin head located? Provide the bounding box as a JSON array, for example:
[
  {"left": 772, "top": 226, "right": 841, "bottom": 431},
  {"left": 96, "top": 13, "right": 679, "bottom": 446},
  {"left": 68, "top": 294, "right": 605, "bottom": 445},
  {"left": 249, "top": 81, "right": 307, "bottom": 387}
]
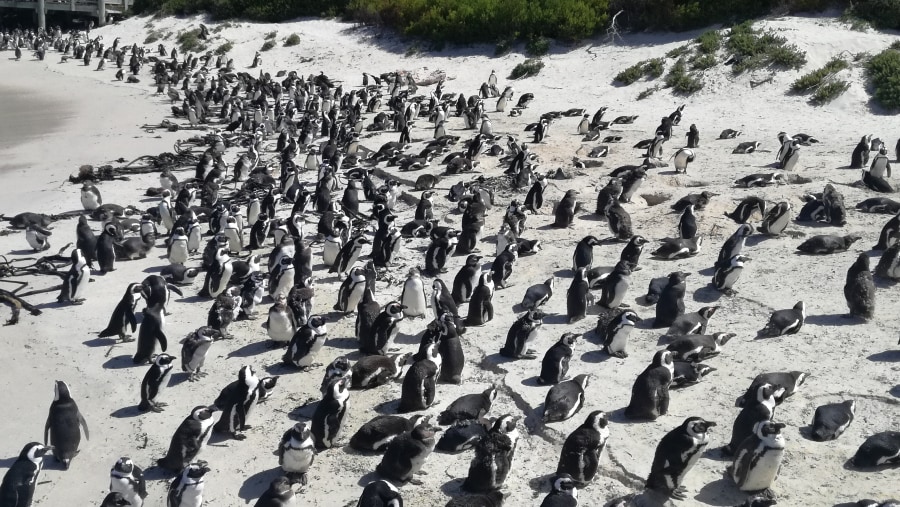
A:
[
  {"left": 551, "top": 473, "right": 578, "bottom": 496},
  {"left": 183, "top": 461, "right": 211, "bottom": 479},
  {"left": 386, "top": 301, "right": 406, "bottom": 319},
  {"left": 755, "top": 420, "right": 786, "bottom": 439},
  {"left": 793, "top": 301, "right": 806, "bottom": 319},
  {"left": 585, "top": 410, "right": 609, "bottom": 432},
  {"left": 21, "top": 442, "right": 53, "bottom": 463},
  {"left": 526, "top": 308, "right": 545, "bottom": 323},
  {"left": 757, "top": 383, "right": 785, "bottom": 405},
  {"left": 196, "top": 326, "right": 222, "bottom": 343},
  {"left": 290, "top": 421, "right": 313, "bottom": 442},
  {"left": 622, "top": 310, "right": 641, "bottom": 325},
  {"left": 53, "top": 380, "right": 72, "bottom": 401},
  {"left": 307, "top": 316, "right": 328, "bottom": 335},
  {"left": 683, "top": 416, "right": 716, "bottom": 437},
  {"left": 152, "top": 353, "right": 177, "bottom": 367},
  {"left": 559, "top": 332, "right": 579, "bottom": 347},
  {"left": 238, "top": 365, "right": 257, "bottom": 385},
  {"left": 113, "top": 456, "right": 137, "bottom": 475},
  {"left": 490, "top": 414, "right": 519, "bottom": 435},
  {"left": 651, "top": 350, "right": 674, "bottom": 371}
]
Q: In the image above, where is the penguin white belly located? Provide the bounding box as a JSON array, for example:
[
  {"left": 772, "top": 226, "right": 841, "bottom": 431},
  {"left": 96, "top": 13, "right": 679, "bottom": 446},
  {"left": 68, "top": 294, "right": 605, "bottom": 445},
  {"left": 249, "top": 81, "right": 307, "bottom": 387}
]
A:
[
  {"left": 608, "top": 327, "right": 632, "bottom": 353},
  {"left": 401, "top": 284, "right": 427, "bottom": 317},
  {"left": 224, "top": 231, "right": 241, "bottom": 253},
  {"left": 177, "top": 484, "right": 205, "bottom": 507},
  {"left": 409, "top": 450, "right": 430, "bottom": 475},
  {"left": 26, "top": 230, "right": 49, "bottom": 251},
  {"left": 739, "top": 448, "right": 782, "bottom": 491},
  {"left": 719, "top": 267, "right": 742, "bottom": 289},
  {"left": 72, "top": 265, "right": 90, "bottom": 300},
  {"left": 110, "top": 477, "right": 143, "bottom": 507},
  {"left": 169, "top": 244, "right": 189, "bottom": 265},
  {"left": 361, "top": 367, "right": 386, "bottom": 387},
  {"left": 525, "top": 326, "right": 541, "bottom": 345},
  {"left": 211, "top": 263, "right": 233, "bottom": 297},
  {"left": 347, "top": 284, "right": 365, "bottom": 310},
  {"left": 769, "top": 213, "right": 790, "bottom": 234},
  {"left": 297, "top": 339, "right": 324, "bottom": 367},
  {"left": 281, "top": 448, "right": 314, "bottom": 473},
  {"left": 81, "top": 193, "right": 100, "bottom": 210},
  {"left": 370, "top": 433, "right": 396, "bottom": 451},
  {"left": 271, "top": 274, "right": 294, "bottom": 301},
  {"left": 323, "top": 237, "right": 341, "bottom": 266},
  {"left": 267, "top": 313, "right": 294, "bottom": 342}
]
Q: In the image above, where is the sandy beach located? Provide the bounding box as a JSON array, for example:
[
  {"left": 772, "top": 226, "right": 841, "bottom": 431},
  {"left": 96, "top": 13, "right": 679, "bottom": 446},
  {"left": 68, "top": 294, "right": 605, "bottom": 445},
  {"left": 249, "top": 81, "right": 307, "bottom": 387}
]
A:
[{"left": 0, "top": 13, "right": 898, "bottom": 507}]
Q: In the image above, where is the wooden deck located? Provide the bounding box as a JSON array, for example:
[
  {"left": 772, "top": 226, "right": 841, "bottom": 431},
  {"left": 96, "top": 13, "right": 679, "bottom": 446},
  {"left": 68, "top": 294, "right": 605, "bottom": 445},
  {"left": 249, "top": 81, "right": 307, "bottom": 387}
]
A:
[{"left": 0, "top": 0, "right": 129, "bottom": 27}]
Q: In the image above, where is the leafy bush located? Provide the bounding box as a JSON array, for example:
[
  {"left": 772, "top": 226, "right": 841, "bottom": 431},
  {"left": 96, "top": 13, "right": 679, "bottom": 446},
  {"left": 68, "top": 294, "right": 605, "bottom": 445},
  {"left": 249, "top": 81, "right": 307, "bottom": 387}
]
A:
[
  {"left": 726, "top": 22, "right": 807, "bottom": 74},
  {"left": 867, "top": 48, "right": 900, "bottom": 109},
  {"left": 615, "top": 62, "right": 645, "bottom": 85},
  {"left": 665, "top": 58, "right": 704, "bottom": 94},
  {"left": 691, "top": 53, "right": 717, "bottom": 70},
  {"left": 144, "top": 31, "right": 162, "bottom": 44},
  {"left": 696, "top": 30, "right": 721, "bottom": 54},
  {"left": 637, "top": 85, "right": 660, "bottom": 100},
  {"left": 509, "top": 59, "right": 544, "bottom": 79},
  {"left": 791, "top": 56, "right": 849, "bottom": 92},
  {"left": 215, "top": 42, "right": 233, "bottom": 55},
  {"left": 176, "top": 29, "right": 205, "bottom": 52},
  {"left": 666, "top": 45, "right": 690, "bottom": 58},
  {"left": 265, "top": 31, "right": 277, "bottom": 40},
  {"left": 848, "top": 0, "right": 900, "bottom": 30},
  {"left": 811, "top": 80, "right": 850, "bottom": 104},
  {"left": 495, "top": 38, "right": 513, "bottom": 56},
  {"left": 644, "top": 58, "right": 665, "bottom": 78},
  {"left": 261, "top": 40, "right": 276, "bottom": 51},
  {"left": 526, "top": 36, "right": 550, "bottom": 57},
  {"left": 284, "top": 33, "right": 301, "bottom": 46}
]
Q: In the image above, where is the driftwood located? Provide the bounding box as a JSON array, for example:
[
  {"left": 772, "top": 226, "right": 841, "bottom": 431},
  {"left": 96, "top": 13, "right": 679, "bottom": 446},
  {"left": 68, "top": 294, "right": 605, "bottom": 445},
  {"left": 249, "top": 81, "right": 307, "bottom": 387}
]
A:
[{"left": 0, "top": 289, "right": 42, "bottom": 325}]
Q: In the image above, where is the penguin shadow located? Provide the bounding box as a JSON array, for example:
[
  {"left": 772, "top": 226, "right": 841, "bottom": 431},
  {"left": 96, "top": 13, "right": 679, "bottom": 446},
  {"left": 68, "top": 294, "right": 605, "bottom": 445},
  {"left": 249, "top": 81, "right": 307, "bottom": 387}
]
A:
[
  {"left": 873, "top": 276, "right": 897, "bottom": 289},
  {"left": 889, "top": 384, "right": 900, "bottom": 398},
  {"left": 7, "top": 249, "right": 38, "bottom": 256},
  {"left": 701, "top": 446, "right": 732, "bottom": 462},
  {"left": 693, "top": 477, "right": 747, "bottom": 506},
  {"left": 33, "top": 300, "right": 68, "bottom": 311},
  {"left": 42, "top": 457, "right": 72, "bottom": 472},
  {"left": 263, "top": 362, "right": 294, "bottom": 376},
  {"left": 371, "top": 399, "right": 401, "bottom": 415},
  {"left": 0, "top": 455, "right": 19, "bottom": 469},
  {"left": 543, "top": 313, "right": 571, "bottom": 325},
  {"left": 393, "top": 330, "right": 422, "bottom": 345},
  {"left": 867, "top": 349, "right": 900, "bottom": 362},
  {"left": 605, "top": 407, "right": 646, "bottom": 426},
  {"left": 82, "top": 336, "right": 117, "bottom": 347},
  {"left": 553, "top": 268, "right": 574, "bottom": 279},
  {"left": 287, "top": 400, "right": 319, "bottom": 421},
  {"left": 745, "top": 234, "right": 775, "bottom": 247},
  {"left": 797, "top": 425, "right": 817, "bottom": 440},
  {"left": 327, "top": 337, "right": 364, "bottom": 352},
  {"left": 633, "top": 318, "right": 660, "bottom": 331},
  {"left": 692, "top": 285, "right": 724, "bottom": 303},
  {"left": 103, "top": 355, "right": 139, "bottom": 369},
  {"left": 696, "top": 266, "right": 716, "bottom": 277},
  {"left": 655, "top": 170, "right": 681, "bottom": 176},
  {"left": 358, "top": 471, "right": 387, "bottom": 488},
  {"left": 577, "top": 213, "right": 606, "bottom": 222},
  {"left": 580, "top": 349, "right": 614, "bottom": 364},
  {"left": 109, "top": 405, "right": 144, "bottom": 419},
  {"left": 834, "top": 503, "right": 863, "bottom": 507},
  {"left": 141, "top": 465, "right": 178, "bottom": 481},
  {"left": 804, "top": 313, "right": 865, "bottom": 327},
  {"left": 520, "top": 376, "right": 544, "bottom": 387},
  {"left": 528, "top": 473, "right": 555, "bottom": 495},
  {"left": 167, "top": 372, "right": 193, "bottom": 388},
  {"left": 176, "top": 295, "right": 208, "bottom": 305},
  {"left": 142, "top": 265, "right": 165, "bottom": 273},
  {"left": 227, "top": 341, "right": 274, "bottom": 358},
  {"left": 239, "top": 467, "right": 283, "bottom": 502}
]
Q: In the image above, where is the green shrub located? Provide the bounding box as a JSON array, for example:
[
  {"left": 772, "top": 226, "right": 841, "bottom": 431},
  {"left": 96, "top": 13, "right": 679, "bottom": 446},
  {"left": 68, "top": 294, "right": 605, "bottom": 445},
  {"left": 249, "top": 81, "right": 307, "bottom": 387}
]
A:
[
  {"left": 644, "top": 58, "right": 665, "bottom": 78},
  {"left": 495, "top": 38, "right": 513, "bottom": 56},
  {"left": 848, "top": 0, "right": 900, "bottom": 30},
  {"left": 637, "top": 85, "right": 660, "bottom": 100},
  {"left": 615, "top": 62, "right": 645, "bottom": 85},
  {"left": 176, "top": 29, "right": 205, "bottom": 52},
  {"left": 867, "top": 48, "right": 900, "bottom": 109},
  {"left": 215, "top": 42, "right": 233, "bottom": 55},
  {"left": 665, "top": 58, "right": 704, "bottom": 94},
  {"left": 892, "top": 40, "right": 900, "bottom": 51},
  {"left": 811, "top": 80, "right": 850, "bottom": 104},
  {"left": 284, "top": 33, "right": 301, "bottom": 47},
  {"left": 261, "top": 40, "right": 276, "bottom": 52},
  {"left": 526, "top": 36, "right": 550, "bottom": 57},
  {"left": 691, "top": 53, "right": 717, "bottom": 70},
  {"left": 726, "top": 22, "right": 807, "bottom": 74},
  {"left": 144, "top": 31, "right": 161, "bottom": 44},
  {"left": 666, "top": 45, "right": 690, "bottom": 58},
  {"left": 696, "top": 30, "right": 721, "bottom": 54},
  {"left": 509, "top": 58, "right": 544, "bottom": 79},
  {"left": 791, "top": 56, "right": 849, "bottom": 92},
  {"left": 265, "top": 31, "right": 277, "bottom": 40}
]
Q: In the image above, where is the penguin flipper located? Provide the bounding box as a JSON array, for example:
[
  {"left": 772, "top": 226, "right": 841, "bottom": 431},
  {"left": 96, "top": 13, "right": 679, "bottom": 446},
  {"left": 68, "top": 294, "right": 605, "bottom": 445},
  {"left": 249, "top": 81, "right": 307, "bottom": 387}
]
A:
[
  {"left": 44, "top": 415, "right": 51, "bottom": 446},
  {"left": 128, "top": 311, "right": 138, "bottom": 333},
  {"left": 167, "top": 284, "right": 184, "bottom": 297},
  {"left": 157, "top": 331, "right": 168, "bottom": 351},
  {"left": 78, "top": 412, "right": 90, "bottom": 440}
]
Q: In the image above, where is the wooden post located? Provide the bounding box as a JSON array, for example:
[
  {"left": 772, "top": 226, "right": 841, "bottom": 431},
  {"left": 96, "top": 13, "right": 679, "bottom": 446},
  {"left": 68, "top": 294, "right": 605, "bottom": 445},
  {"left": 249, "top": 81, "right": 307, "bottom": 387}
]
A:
[
  {"left": 37, "top": 0, "right": 46, "bottom": 30},
  {"left": 97, "top": 0, "right": 106, "bottom": 26}
]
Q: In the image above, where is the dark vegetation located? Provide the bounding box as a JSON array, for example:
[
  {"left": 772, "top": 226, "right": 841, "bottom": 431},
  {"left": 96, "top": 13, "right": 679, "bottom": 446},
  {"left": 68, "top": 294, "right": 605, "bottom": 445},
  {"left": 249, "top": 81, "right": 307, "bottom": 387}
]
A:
[
  {"left": 130, "top": 0, "right": 900, "bottom": 47},
  {"left": 791, "top": 56, "right": 850, "bottom": 104},
  {"left": 866, "top": 46, "right": 900, "bottom": 109}
]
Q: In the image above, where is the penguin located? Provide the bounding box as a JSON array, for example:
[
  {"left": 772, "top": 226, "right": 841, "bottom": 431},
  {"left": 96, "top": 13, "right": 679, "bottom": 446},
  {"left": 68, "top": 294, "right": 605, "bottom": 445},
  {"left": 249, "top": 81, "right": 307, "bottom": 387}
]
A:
[
  {"left": 355, "top": 480, "right": 403, "bottom": 507},
  {"left": 851, "top": 431, "right": 900, "bottom": 467},
  {"left": 202, "top": 247, "right": 234, "bottom": 299},
  {"left": 874, "top": 212, "right": 900, "bottom": 250},
  {"left": 686, "top": 124, "right": 700, "bottom": 148},
  {"left": 401, "top": 268, "right": 429, "bottom": 318},
  {"left": 716, "top": 224, "right": 753, "bottom": 269},
  {"left": 376, "top": 420, "right": 440, "bottom": 483},
  {"left": 361, "top": 302, "right": 405, "bottom": 355},
  {"left": 491, "top": 243, "right": 518, "bottom": 288},
  {"left": 269, "top": 256, "right": 295, "bottom": 302},
  {"left": 728, "top": 421, "right": 786, "bottom": 493},
  {"left": 856, "top": 197, "right": 900, "bottom": 214},
  {"left": 811, "top": 400, "right": 855, "bottom": 441},
  {"left": 76, "top": 215, "right": 98, "bottom": 264},
  {"left": 556, "top": 411, "right": 609, "bottom": 486},
  {"left": 851, "top": 134, "right": 871, "bottom": 169},
  {"left": 759, "top": 201, "right": 792, "bottom": 236},
  {"left": 666, "top": 332, "right": 735, "bottom": 361},
  {"left": 248, "top": 212, "right": 271, "bottom": 250},
  {"left": 672, "top": 148, "right": 695, "bottom": 174},
  {"left": 265, "top": 296, "right": 296, "bottom": 346},
  {"left": 96, "top": 222, "right": 119, "bottom": 273},
  {"left": 81, "top": 183, "right": 103, "bottom": 210},
  {"left": 98, "top": 283, "right": 143, "bottom": 342},
  {"left": 319, "top": 357, "right": 350, "bottom": 396},
  {"left": 678, "top": 204, "right": 697, "bottom": 239},
  {"left": 500, "top": 309, "right": 544, "bottom": 359},
  {"left": 606, "top": 202, "right": 633, "bottom": 241},
  {"left": 757, "top": 301, "right": 806, "bottom": 338},
  {"left": 598, "top": 260, "right": 632, "bottom": 309},
  {"left": 334, "top": 266, "right": 367, "bottom": 313},
  {"left": 283, "top": 315, "right": 328, "bottom": 369},
  {"left": 572, "top": 236, "right": 602, "bottom": 272},
  {"left": 645, "top": 417, "right": 716, "bottom": 500},
  {"left": 452, "top": 255, "right": 482, "bottom": 304},
  {"left": 735, "top": 371, "right": 808, "bottom": 408},
  {"left": 845, "top": 253, "right": 876, "bottom": 320},
  {"left": 796, "top": 234, "right": 861, "bottom": 254},
  {"left": 566, "top": 267, "right": 592, "bottom": 323},
  {"left": 351, "top": 353, "right": 412, "bottom": 389},
  {"left": 424, "top": 236, "right": 454, "bottom": 276},
  {"left": 167, "top": 461, "right": 210, "bottom": 507},
  {"left": 43, "top": 380, "right": 89, "bottom": 470},
  {"left": 554, "top": 190, "right": 579, "bottom": 228},
  {"left": 139, "top": 353, "right": 177, "bottom": 412},
  {"left": 109, "top": 457, "right": 148, "bottom": 507},
  {"left": 602, "top": 309, "right": 640, "bottom": 358},
  {"left": 278, "top": 421, "right": 316, "bottom": 485},
  {"left": 520, "top": 277, "right": 555, "bottom": 310},
  {"left": 311, "top": 377, "right": 351, "bottom": 449},
  {"left": 439, "top": 386, "right": 498, "bottom": 425},
  {"left": 624, "top": 350, "right": 675, "bottom": 420},
  {"left": 331, "top": 236, "right": 370, "bottom": 279},
  {"left": 133, "top": 307, "right": 167, "bottom": 365},
  {"left": 653, "top": 271, "right": 689, "bottom": 328},
  {"left": 0, "top": 443, "right": 53, "bottom": 507},
  {"left": 466, "top": 272, "right": 495, "bottom": 327},
  {"left": 398, "top": 343, "right": 441, "bottom": 412},
  {"left": 725, "top": 383, "right": 784, "bottom": 455},
  {"left": 462, "top": 415, "right": 519, "bottom": 492},
  {"left": 437, "top": 314, "right": 466, "bottom": 384},
  {"left": 666, "top": 305, "right": 718, "bottom": 335},
  {"left": 157, "top": 405, "right": 220, "bottom": 471},
  {"left": 350, "top": 414, "right": 425, "bottom": 452},
  {"left": 875, "top": 242, "right": 900, "bottom": 280},
  {"left": 255, "top": 477, "right": 295, "bottom": 506},
  {"left": 436, "top": 418, "right": 490, "bottom": 454},
  {"left": 539, "top": 333, "right": 578, "bottom": 384},
  {"left": 213, "top": 365, "right": 260, "bottom": 440},
  {"left": 713, "top": 255, "right": 749, "bottom": 295},
  {"left": 25, "top": 224, "right": 51, "bottom": 252},
  {"left": 180, "top": 326, "right": 220, "bottom": 382},
  {"left": 544, "top": 374, "right": 590, "bottom": 423}
]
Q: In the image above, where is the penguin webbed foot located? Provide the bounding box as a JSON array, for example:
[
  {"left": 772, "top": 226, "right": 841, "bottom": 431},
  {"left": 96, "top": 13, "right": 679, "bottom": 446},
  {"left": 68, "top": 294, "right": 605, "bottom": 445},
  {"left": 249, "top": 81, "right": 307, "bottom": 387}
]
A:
[
  {"left": 119, "top": 335, "right": 135, "bottom": 342},
  {"left": 670, "top": 486, "right": 688, "bottom": 500},
  {"left": 408, "top": 478, "right": 425, "bottom": 486},
  {"left": 232, "top": 433, "right": 247, "bottom": 440}
]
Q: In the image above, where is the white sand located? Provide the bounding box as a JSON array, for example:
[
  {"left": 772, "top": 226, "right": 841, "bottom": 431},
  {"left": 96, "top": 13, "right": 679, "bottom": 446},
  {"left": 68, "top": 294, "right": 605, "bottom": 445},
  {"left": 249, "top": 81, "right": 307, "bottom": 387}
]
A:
[{"left": 0, "top": 13, "right": 897, "bottom": 507}]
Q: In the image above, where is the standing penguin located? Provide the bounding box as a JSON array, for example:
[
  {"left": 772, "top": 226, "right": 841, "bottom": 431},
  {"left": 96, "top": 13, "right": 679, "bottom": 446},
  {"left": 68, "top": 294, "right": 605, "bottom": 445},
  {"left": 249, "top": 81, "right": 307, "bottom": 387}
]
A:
[
  {"left": 759, "top": 202, "right": 792, "bottom": 236},
  {"left": 599, "top": 260, "right": 632, "bottom": 309},
  {"left": 567, "top": 268, "right": 592, "bottom": 323},
  {"left": 572, "top": 236, "right": 603, "bottom": 272},
  {"left": 845, "top": 253, "right": 876, "bottom": 320},
  {"left": 431, "top": 278, "right": 459, "bottom": 320},
  {"left": 139, "top": 353, "right": 177, "bottom": 412},
  {"left": 645, "top": 417, "right": 716, "bottom": 500},
  {"left": 544, "top": 374, "right": 590, "bottom": 423},
  {"left": 265, "top": 296, "right": 296, "bottom": 346},
  {"left": 96, "top": 222, "right": 119, "bottom": 274},
  {"left": 398, "top": 343, "right": 441, "bottom": 412},
  {"left": 540, "top": 475, "right": 577, "bottom": 507},
  {"left": 81, "top": 183, "right": 103, "bottom": 210},
  {"left": 278, "top": 421, "right": 316, "bottom": 485},
  {"left": 539, "top": 333, "right": 578, "bottom": 385},
  {"left": 356, "top": 480, "right": 403, "bottom": 507},
  {"left": 491, "top": 243, "right": 518, "bottom": 289},
  {"left": 157, "top": 406, "right": 221, "bottom": 471},
  {"left": 254, "top": 477, "right": 295, "bottom": 507},
  {"left": 851, "top": 135, "right": 872, "bottom": 169},
  {"left": 109, "top": 457, "right": 148, "bottom": 507},
  {"left": 452, "top": 255, "right": 482, "bottom": 304},
  {"left": 98, "top": 283, "right": 143, "bottom": 342},
  {"left": 524, "top": 176, "right": 549, "bottom": 213},
  {"left": 180, "top": 326, "right": 220, "bottom": 381},
  {"left": 725, "top": 383, "right": 784, "bottom": 455},
  {"left": 602, "top": 309, "right": 640, "bottom": 358},
  {"left": 167, "top": 461, "right": 210, "bottom": 507},
  {"left": 686, "top": 124, "right": 700, "bottom": 148},
  {"left": 334, "top": 266, "right": 367, "bottom": 313},
  {"left": 554, "top": 190, "right": 579, "bottom": 228},
  {"left": 728, "top": 421, "right": 786, "bottom": 493},
  {"left": 312, "top": 377, "right": 351, "bottom": 450},
  {"left": 654, "top": 272, "right": 689, "bottom": 328},
  {"left": 0, "top": 443, "right": 54, "bottom": 507},
  {"left": 213, "top": 365, "right": 260, "bottom": 440},
  {"left": 44, "top": 380, "right": 90, "bottom": 469},
  {"left": 624, "top": 351, "right": 674, "bottom": 420},
  {"left": 716, "top": 224, "right": 753, "bottom": 268},
  {"left": 672, "top": 148, "right": 695, "bottom": 174},
  {"left": 678, "top": 204, "right": 697, "bottom": 239},
  {"left": 376, "top": 420, "right": 441, "bottom": 483},
  {"left": 714, "top": 254, "right": 750, "bottom": 295},
  {"left": 437, "top": 314, "right": 466, "bottom": 384},
  {"left": 401, "top": 268, "right": 429, "bottom": 318},
  {"left": 284, "top": 315, "right": 329, "bottom": 369},
  {"left": 466, "top": 272, "right": 495, "bottom": 326},
  {"left": 133, "top": 307, "right": 167, "bottom": 364},
  {"left": 331, "top": 236, "right": 370, "bottom": 279},
  {"left": 361, "top": 301, "right": 405, "bottom": 355},
  {"left": 462, "top": 414, "right": 520, "bottom": 492},
  {"left": 500, "top": 309, "right": 544, "bottom": 359},
  {"left": 557, "top": 410, "right": 609, "bottom": 486}
]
